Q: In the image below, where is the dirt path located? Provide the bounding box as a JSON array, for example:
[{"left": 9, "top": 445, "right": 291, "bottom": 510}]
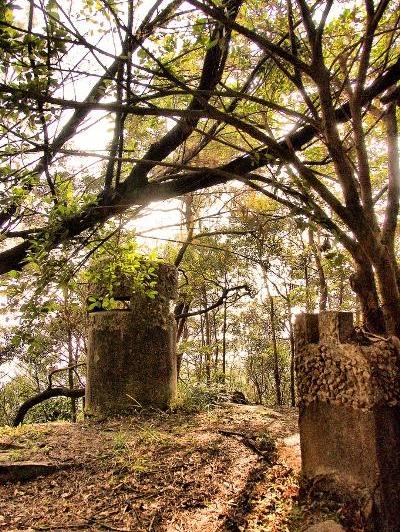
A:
[{"left": 0, "top": 404, "right": 303, "bottom": 531}]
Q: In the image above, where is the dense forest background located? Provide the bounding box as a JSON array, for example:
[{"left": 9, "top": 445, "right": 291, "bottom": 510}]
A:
[{"left": 0, "top": 188, "right": 356, "bottom": 424}]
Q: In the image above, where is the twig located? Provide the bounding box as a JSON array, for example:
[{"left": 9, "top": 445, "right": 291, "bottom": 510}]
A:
[
  {"left": 33, "top": 525, "right": 91, "bottom": 530},
  {"left": 48, "top": 363, "right": 86, "bottom": 388},
  {"left": 97, "top": 524, "right": 130, "bottom": 531},
  {"left": 175, "top": 285, "right": 251, "bottom": 318},
  {"left": 148, "top": 515, "right": 156, "bottom": 531},
  {"left": 218, "top": 429, "right": 270, "bottom": 459}
]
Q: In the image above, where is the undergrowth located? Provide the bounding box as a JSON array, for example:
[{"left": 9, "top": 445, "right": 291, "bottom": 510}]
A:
[{"left": 174, "top": 382, "right": 236, "bottom": 413}]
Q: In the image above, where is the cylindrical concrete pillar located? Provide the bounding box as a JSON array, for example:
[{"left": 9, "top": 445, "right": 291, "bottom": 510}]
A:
[{"left": 85, "top": 263, "right": 178, "bottom": 416}]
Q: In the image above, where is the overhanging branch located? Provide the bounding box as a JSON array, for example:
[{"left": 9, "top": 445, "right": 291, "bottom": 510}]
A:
[{"left": 1, "top": 55, "right": 400, "bottom": 275}]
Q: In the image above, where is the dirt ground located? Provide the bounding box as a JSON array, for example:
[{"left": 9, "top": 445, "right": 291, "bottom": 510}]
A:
[{"left": 0, "top": 404, "right": 352, "bottom": 531}]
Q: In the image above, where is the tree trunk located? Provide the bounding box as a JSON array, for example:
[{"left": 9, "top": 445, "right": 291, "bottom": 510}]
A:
[
  {"left": 176, "top": 321, "right": 189, "bottom": 379},
  {"left": 213, "top": 312, "right": 219, "bottom": 370},
  {"left": 350, "top": 255, "right": 385, "bottom": 334},
  {"left": 67, "top": 329, "right": 76, "bottom": 422},
  {"left": 338, "top": 270, "right": 345, "bottom": 307},
  {"left": 199, "top": 314, "right": 205, "bottom": 382},
  {"left": 302, "top": 237, "right": 313, "bottom": 313},
  {"left": 268, "top": 293, "right": 282, "bottom": 406},
  {"left": 255, "top": 381, "right": 263, "bottom": 405},
  {"left": 286, "top": 301, "right": 296, "bottom": 407},
  {"left": 222, "top": 298, "right": 227, "bottom": 383},
  {"left": 175, "top": 301, "right": 190, "bottom": 378},
  {"left": 373, "top": 248, "right": 400, "bottom": 336},
  {"left": 204, "top": 310, "right": 212, "bottom": 387},
  {"left": 309, "top": 227, "right": 328, "bottom": 311}
]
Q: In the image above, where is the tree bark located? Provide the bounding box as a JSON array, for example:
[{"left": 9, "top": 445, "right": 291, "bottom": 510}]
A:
[
  {"left": 373, "top": 249, "right": 400, "bottom": 336},
  {"left": 204, "top": 310, "right": 212, "bottom": 387},
  {"left": 350, "top": 255, "right": 385, "bottom": 334},
  {"left": 309, "top": 227, "right": 328, "bottom": 311},
  {"left": 67, "top": 331, "right": 77, "bottom": 423},
  {"left": 13, "top": 387, "right": 85, "bottom": 427},
  {"left": 286, "top": 298, "right": 296, "bottom": 407},
  {"left": 268, "top": 293, "right": 282, "bottom": 406},
  {"left": 222, "top": 298, "right": 227, "bottom": 383}
]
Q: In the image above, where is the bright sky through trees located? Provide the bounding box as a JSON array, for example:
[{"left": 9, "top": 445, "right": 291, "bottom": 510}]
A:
[{"left": 0, "top": 0, "right": 400, "bottom": 338}]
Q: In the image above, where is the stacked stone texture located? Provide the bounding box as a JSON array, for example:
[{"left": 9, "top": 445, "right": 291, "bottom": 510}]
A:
[
  {"left": 295, "top": 311, "right": 400, "bottom": 531},
  {"left": 295, "top": 312, "right": 400, "bottom": 410}
]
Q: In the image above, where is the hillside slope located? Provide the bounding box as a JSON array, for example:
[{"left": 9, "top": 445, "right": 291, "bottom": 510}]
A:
[{"left": 0, "top": 404, "right": 352, "bottom": 531}]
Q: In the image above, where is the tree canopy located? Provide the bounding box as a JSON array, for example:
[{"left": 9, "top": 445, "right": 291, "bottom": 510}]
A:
[{"left": 1, "top": 0, "right": 400, "bottom": 333}]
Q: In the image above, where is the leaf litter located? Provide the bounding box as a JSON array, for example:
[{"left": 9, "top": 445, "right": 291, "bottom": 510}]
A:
[{"left": 0, "top": 404, "right": 351, "bottom": 531}]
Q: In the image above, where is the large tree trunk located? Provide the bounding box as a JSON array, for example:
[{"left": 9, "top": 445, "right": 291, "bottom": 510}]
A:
[
  {"left": 350, "top": 255, "right": 385, "bottom": 334},
  {"left": 350, "top": 241, "right": 400, "bottom": 337},
  {"left": 373, "top": 249, "right": 400, "bottom": 336}
]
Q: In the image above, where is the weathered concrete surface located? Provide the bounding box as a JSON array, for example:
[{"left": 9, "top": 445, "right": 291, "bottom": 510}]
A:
[
  {"left": 85, "top": 263, "right": 178, "bottom": 416},
  {"left": 295, "top": 311, "right": 400, "bottom": 531},
  {"left": 299, "top": 402, "right": 380, "bottom": 489},
  {"left": 296, "top": 312, "right": 400, "bottom": 410}
]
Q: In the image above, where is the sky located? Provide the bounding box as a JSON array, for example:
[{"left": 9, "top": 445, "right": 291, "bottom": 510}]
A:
[{"left": 10, "top": 0, "right": 188, "bottom": 250}]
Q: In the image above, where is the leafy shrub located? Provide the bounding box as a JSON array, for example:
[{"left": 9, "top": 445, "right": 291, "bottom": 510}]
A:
[
  {"left": 84, "top": 240, "right": 159, "bottom": 311},
  {"left": 176, "top": 381, "right": 234, "bottom": 413}
]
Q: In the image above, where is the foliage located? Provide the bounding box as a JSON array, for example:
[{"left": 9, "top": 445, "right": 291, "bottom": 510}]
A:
[
  {"left": 175, "top": 381, "right": 231, "bottom": 413},
  {"left": 84, "top": 238, "right": 160, "bottom": 310},
  {"left": 0, "top": 1, "right": 398, "bottom": 335},
  {"left": 0, "top": 374, "right": 75, "bottom": 426},
  {"left": 1, "top": 0, "right": 400, "bottom": 422}
]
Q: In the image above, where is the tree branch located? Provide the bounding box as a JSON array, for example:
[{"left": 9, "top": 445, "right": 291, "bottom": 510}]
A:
[
  {"left": 187, "top": 0, "right": 315, "bottom": 78},
  {"left": 175, "top": 284, "right": 250, "bottom": 318},
  {"left": 382, "top": 100, "right": 400, "bottom": 247},
  {"left": 0, "top": 0, "right": 183, "bottom": 227},
  {"left": 1, "top": 56, "right": 400, "bottom": 275},
  {"left": 13, "top": 387, "right": 85, "bottom": 427}
]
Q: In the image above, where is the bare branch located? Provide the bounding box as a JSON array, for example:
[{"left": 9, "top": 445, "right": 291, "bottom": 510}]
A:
[
  {"left": 175, "top": 284, "right": 250, "bottom": 318},
  {"left": 187, "top": 0, "right": 315, "bottom": 78},
  {"left": 13, "top": 387, "right": 85, "bottom": 426}
]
